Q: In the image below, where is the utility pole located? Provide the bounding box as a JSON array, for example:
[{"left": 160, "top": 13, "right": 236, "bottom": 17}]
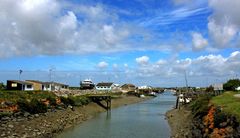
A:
[
  {"left": 49, "top": 69, "right": 52, "bottom": 82},
  {"left": 19, "top": 70, "right": 23, "bottom": 80},
  {"left": 184, "top": 70, "right": 189, "bottom": 93}
]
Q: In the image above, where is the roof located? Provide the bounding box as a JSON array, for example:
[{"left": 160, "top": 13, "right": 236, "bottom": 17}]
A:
[
  {"left": 8, "top": 80, "right": 33, "bottom": 85},
  {"left": 121, "top": 84, "right": 136, "bottom": 87},
  {"left": 96, "top": 82, "right": 113, "bottom": 87},
  {"left": 25, "top": 80, "right": 46, "bottom": 84},
  {"left": 45, "top": 81, "right": 68, "bottom": 86}
]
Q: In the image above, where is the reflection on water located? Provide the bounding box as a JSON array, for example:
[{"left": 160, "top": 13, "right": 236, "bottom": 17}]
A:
[{"left": 58, "top": 92, "right": 176, "bottom": 138}]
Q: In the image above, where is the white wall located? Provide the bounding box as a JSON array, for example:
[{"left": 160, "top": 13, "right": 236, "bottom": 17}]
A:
[
  {"left": 24, "top": 84, "right": 34, "bottom": 91},
  {"left": 96, "top": 86, "right": 112, "bottom": 91}
]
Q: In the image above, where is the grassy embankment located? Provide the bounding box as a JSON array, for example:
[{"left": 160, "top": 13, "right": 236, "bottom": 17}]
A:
[
  {"left": 0, "top": 90, "right": 92, "bottom": 116},
  {"left": 211, "top": 91, "right": 240, "bottom": 121}
]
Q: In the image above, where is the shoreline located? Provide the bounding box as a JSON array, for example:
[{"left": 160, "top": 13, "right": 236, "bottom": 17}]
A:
[
  {"left": 165, "top": 107, "right": 192, "bottom": 138},
  {"left": 0, "top": 95, "right": 152, "bottom": 138}
]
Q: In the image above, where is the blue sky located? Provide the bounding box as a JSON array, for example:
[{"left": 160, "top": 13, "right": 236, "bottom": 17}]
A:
[{"left": 0, "top": 0, "right": 239, "bottom": 87}]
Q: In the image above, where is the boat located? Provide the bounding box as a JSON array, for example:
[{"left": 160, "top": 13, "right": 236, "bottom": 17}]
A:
[{"left": 80, "top": 79, "right": 95, "bottom": 89}]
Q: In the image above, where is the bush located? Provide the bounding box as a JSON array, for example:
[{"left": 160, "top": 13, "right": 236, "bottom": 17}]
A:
[
  {"left": 60, "top": 96, "right": 75, "bottom": 106},
  {"left": 47, "top": 96, "right": 57, "bottom": 106},
  {"left": 190, "top": 95, "right": 212, "bottom": 118},
  {"left": 68, "top": 96, "right": 91, "bottom": 106},
  {"left": 17, "top": 98, "right": 47, "bottom": 114}
]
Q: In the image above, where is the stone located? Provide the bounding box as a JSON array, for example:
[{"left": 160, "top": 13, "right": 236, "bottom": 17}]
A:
[
  {"left": 23, "top": 112, "right": 30, "bottom": 117},
  {"left": 34, "top": 114, "right": 39, "bottom": 118},
  {"left": 8, "top": 124, "right": 14, "bottom": 128},
  {"left": 1, "top": 116, "right": 10, "bottom": 121}
]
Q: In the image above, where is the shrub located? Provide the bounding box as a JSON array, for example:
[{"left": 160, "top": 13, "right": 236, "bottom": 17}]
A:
[
  {"left": 190, "top": 95, "right": 212, "bottom": 118},
  {"left": 17, "top": 98, "right": 47, "bottom": 114},
  {"left": 60, "top": 96, "right": 75, "bottom": 106},
  {"left": 47, "top": 96, "right": 57, "bottom": 106},
  {"left": 68, "top": 96, "right": 91, "bottom": 106}
]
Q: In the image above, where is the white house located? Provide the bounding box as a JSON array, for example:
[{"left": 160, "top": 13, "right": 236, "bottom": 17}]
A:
[
  {"left": 96, "top": 82, "right": 114, "bottom": 91},
  {"left": 43, "top": 82, "right": 69, "bottom": 91},
  {"left": 138, "top": 85, "right": 152, "bottom": 90},
  {"left": 236, "top": 86, "right": 240, "bottom": 91}
]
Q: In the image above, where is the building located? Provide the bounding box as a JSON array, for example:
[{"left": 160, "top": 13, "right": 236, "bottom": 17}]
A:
[
  {"left": 96, "top": 82, "right": 114, "bottom": 91},
  {"left": 44, "top": 82, "right": 69, "bottom": 91},
  {"left": 7, "top": 80, "right": 33, "bottom": 91},
  {"left": 121, "top": 84, "right": 136, "bottom": 93},
  {"left": 236, "top": 86, "right": 240, "bottom": 91},
  {"left": 25, "top": 80, "right": 46, "bottom": 91},
  {"left": 213, "top": 83, "right": 223, "bottom": 91}
]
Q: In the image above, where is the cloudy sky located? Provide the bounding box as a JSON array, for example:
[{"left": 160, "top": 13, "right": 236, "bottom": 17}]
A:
[{"left": 0, "top": 0, "right": 239, "bottom": 87}]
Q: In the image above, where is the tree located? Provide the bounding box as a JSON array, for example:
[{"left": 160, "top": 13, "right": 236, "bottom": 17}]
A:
[{"left": 223, "top": 79, "right": 240, "bottom": 91}]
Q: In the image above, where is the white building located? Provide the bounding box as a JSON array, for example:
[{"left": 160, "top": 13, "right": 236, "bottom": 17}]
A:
[
  {"left": 96, "top": 82, "right": 114, "bottom": 91},
  {"left": 43, "top": 82, "right": 69, "bottom": 91}
]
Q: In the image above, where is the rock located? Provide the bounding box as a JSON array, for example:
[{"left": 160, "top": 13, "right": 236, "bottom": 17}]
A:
[
  {"left": 220, "top": 122, "right": 228, "bottom": 127},
  {"left": 23, "top": 112, "right": 30, "bottom": 117},
  {"left": 8, "top": 124, "right": 14, "bottom": 128},
  {"left": 34, "top": 114, "right": 39, "bottom": 118},
  {"left": 17, "top": 118, "right": 25, "bottom": 122},
  {"left": 1, "top": 133, "right": 6, "bottom": 137},
  {"left": 1, "top": 116, "right": 10, "bottom": 121}
]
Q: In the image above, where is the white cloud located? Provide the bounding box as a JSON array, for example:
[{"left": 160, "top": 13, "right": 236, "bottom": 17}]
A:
[
  {"left": 192, "top": 32, "right": 208, "bottom": 51},
  {"left": 208, "top": 20, "right": 237, "bottom": 47},
  {"left": 97, "top": 61, "right": 108, "bottom": 68},
  {"left": 136, "top": 56, "right": 149, "bottom": 65},
  {"left": 208, "top": 0, "right": 240, "bottom": 48},
  {"left": 0, "top": 0, "right": 136, "bottom": 58},
  {"left": 134, "top": 51, "right": 240, "bottom": 80},
  {"left": 112, "top": 63, "right": 118, "bottom": 68}
]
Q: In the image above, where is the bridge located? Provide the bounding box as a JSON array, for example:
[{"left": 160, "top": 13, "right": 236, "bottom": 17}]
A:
[{"left": 87, "top": 95, "right": 112, "bottom": 110}]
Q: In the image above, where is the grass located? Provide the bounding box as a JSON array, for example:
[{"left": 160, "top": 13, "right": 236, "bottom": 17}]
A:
[
  {"left": 211, "top": 91, "right": 240, "bottom": 121},
  {"left": 0, "top": 90, "right": 56, "bottom": 103}
]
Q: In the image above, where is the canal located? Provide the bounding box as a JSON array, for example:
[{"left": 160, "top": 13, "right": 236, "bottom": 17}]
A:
[{"left": 58, "top": 92, "right": 176, "bottom": 138}]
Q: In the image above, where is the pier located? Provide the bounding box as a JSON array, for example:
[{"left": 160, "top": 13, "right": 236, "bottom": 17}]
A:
[{"left": 88, "top": 95, "right": 112, "bottom": 110}]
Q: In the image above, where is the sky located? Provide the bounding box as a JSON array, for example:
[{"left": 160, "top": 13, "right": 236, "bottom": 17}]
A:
[{"left": 0, "top": 0, "right": 240, "bottom": 87}]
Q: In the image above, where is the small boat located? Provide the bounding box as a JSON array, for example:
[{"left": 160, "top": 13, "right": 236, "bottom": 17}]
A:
[{"left": 80, "top": 79, "right": 95, "bottom": 89}]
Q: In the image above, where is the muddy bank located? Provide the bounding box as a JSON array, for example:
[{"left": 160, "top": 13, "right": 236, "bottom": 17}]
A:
[
  {"left": 166, "top": 107, "right": 193, "bottom": 138},
  {"left": 0, "top": 95, "right": 152, "bottom": 138}
]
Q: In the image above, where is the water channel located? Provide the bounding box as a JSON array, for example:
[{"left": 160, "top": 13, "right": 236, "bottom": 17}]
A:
[{"left": 58, "top": 92, "right": 176, "bottom": 138}]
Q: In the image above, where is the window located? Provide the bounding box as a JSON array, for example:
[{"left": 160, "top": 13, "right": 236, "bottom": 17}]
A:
[
  {"left": 26, "top": 85, "right": 32, "bottom": 89},
  {"left": 11, "top": 83, "right": 17, "bottom": 87}
]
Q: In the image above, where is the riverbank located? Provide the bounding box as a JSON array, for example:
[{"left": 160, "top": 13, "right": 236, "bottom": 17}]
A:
[
  {"left": 166, "top": 92, "right": 240, "bottom": 138},
  {"left": 166, "top": 107, "right": 192, "bottom": 138},
  {"left": 0, "top": 95, "right": 152, "bottom": 138}
]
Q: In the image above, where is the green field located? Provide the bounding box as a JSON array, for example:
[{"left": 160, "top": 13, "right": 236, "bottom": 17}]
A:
[{"left": 211, "top": 91, "right": 240, "bottom": 121}]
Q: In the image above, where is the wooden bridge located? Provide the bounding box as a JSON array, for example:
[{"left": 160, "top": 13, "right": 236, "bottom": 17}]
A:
[{"left": 87, "top": 95, "right": 112, "bottom": 110}]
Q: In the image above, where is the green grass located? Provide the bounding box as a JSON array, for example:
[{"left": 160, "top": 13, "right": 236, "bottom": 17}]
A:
[
  {"left": 0, "top": 90, "right": 56, "bottom": 103},
  {"left": 211, "top": 91, "right": 240, "bottom": 121}
]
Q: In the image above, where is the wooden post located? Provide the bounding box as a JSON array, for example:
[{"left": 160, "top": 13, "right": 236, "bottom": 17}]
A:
[{"left": 175, "top": 96, "right": 179, "bottom": 109}]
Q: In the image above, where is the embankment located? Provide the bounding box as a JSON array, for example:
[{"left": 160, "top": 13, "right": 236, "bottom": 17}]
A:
[
  {"left": 166, "top": 93, "right": 240, "bottom": 138},
  {"left": 0, "top": 95, "right": 152, "bottom": 138}
]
